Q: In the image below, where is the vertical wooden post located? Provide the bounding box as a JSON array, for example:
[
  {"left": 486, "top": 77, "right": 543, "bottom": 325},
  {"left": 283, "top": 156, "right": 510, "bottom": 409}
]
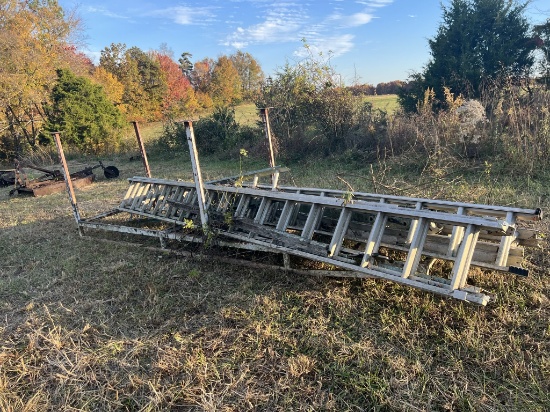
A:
[
  {"left": 260, "top": 107, "right": 278, "bottom": 189},
  {"left": 260, "top": 108, "right": 276, "bottom": 168},
  {"left": 131, "top": 121, "right": 151, "bottom": 178},
  {"left": 184, "top": 121, "right": 209, "bottom": 229},
  {"left": 52, "top": 132, "right": 82, "bottom": 235}
]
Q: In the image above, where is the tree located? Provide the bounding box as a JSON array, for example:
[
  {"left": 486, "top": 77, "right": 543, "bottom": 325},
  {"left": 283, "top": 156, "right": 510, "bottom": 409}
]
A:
[
  {"left": 208, "top": 56, "right": 242, "bottom": 106},
  {"left": 257, "top": 47, "right": 362, "bottom": 156},
  {"left": 178, "top": 52, "right": 193, "bottom": 77},
  {"left": 400, "top": 0, "right": 536, "bottom": 110},
  {"left": 92, "top": 67, "right": 125, "bottom": 106},
  {"left": 190, "top": 58, "right": 214, "bottom": 93},
  {"left": 533, "top": 19, "right": 550, "bottom": 88},
  {"left": 99, "top": 43, "right": 127, "bottom": 80},
  {"left": 45, "top": 69, "right": 126, "bottom": 153},
  {"left": 0, "top": 0, "right": 80, "bottom": 155},
  {"left": 154, "top": 51, "right": 198, "bottom": 118},
  {"left": 230, "top": 51, "right": 264, "bottom": 101},
  {"left": 99, "top": 44, "right": 167, "bottom": 120}
]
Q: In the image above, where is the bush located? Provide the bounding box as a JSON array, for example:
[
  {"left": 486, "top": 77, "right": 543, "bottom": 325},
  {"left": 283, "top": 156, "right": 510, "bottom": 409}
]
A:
[
  {"left": 44, "top": 69, "right": 127, "bottom": 154},
  {"left": 160, "top": 105, "right": 263, "bottom": 158}
]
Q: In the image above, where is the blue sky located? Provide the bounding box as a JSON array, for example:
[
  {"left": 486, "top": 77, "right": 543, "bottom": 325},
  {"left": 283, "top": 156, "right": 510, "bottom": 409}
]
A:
[{"left": 59, "top": 0, "right": 550, "bottom": 85}]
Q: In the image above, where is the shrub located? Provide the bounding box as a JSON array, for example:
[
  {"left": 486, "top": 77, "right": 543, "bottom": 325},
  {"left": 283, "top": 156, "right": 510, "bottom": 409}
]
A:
[
  {"left": 160, "top": 105, "right": 262, "bottom": 158},
  {"left": 44, "top": 69, "right": 127, "bottom": 154}
]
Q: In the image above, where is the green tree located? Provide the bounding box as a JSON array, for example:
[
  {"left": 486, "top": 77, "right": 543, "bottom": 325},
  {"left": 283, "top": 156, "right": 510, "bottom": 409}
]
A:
[
  {"left": 45, "top": 69, "right": 126, "bottom": 153},
  {"left": 125, "top": 47, "right": 167, "bottom": 119},
  {"left": 534, "top": 19, "right": 550, "bottom": 88},
  {"left": 178, "top": 52, "right": 193, "bottom": 77},
  {"left": 99, "top": 44, "right": 167, "bottom": 120},
  {"left": 400, "top": 0, "right": 536, "bottom": 110},
  {"left": 258, "top": 45, "right": 362, "bottom": 157}
]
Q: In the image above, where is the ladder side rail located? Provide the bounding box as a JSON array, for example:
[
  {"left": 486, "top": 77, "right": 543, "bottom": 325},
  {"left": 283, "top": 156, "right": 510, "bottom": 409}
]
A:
[{"left": 248, "top": 183, "right": 541, "bottom": 221}]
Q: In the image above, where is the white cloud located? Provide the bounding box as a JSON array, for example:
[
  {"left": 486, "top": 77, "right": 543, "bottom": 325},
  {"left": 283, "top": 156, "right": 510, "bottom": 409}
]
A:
[
  {"left": 330, "top": 11, "right": 374, "bottom": 27},
  {"left": 293, "top": 34, "right": 355, "bottom": 58},
  {"left": 148, "top": 6, "right": 216, "bottom": 25},
  {"left": 355, "top": 0, "right": 394, "bottom": 7},
  {"left": 223, "top": 3, "right": 307, "bottom": 47},
  {"left": 85, "top": 6, "right": 129, "bottom": 19},
  {"left": 223, "top": 0, "right": 390, "bottom": 59}
]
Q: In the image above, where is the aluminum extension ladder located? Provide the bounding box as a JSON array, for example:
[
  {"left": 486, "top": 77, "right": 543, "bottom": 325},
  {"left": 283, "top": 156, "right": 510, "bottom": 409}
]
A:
[
  {"left": 96, "top": 173, "right": 541, "bottom": 305},
  {"left": 55, "top": 121, "right": 541, "bottom": 306}
]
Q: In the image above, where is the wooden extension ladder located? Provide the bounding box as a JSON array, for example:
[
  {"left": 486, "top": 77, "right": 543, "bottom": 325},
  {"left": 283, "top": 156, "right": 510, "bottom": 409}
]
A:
[{"left": 90, "top": 175, "right": 541, "bottom": 305}]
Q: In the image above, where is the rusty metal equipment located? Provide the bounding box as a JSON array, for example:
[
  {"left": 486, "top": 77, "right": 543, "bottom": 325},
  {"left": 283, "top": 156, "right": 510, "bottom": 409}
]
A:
[
  {"left": 53, "top": 115, "right": 543, "bottom": 306},
  {"left": 0, "top": 169, "right": 16, "bottom": 187},
  {"left": 8, "top": 159, "right": 119, "bottom": 197}
]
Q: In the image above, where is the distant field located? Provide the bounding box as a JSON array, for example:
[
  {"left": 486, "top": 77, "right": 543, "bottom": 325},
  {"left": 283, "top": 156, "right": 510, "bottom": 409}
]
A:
[
  {"left": 364, "top": 94, "right": 399, "bottom": 114},
  {"left": 234, "top": 103, "right": 260, "bottom": 127},
  {"left": 233, "top": 96, "right": 401, "bottom": 127}
]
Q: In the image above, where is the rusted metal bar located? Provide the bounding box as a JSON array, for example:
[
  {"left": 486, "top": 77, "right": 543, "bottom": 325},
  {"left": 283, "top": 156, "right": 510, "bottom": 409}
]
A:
[
  {"left": 131, "top": 121, "right": 151, "bottom": 178},
  {"left": 184, "top": 121, "right": 208, "bottom": 228},
  {"left": 52, "top": 132, "right": 82, "bottom": 235}
]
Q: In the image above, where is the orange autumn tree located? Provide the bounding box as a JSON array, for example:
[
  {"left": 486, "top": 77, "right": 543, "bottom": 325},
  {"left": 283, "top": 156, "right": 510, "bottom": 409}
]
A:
[
  {"left": 208, "top": 55, "right": 242, "bottom": 106},
  {"left": 154, "top": 51, "right": 199, "bottom": 119},
  {"left": 0, "top": 0, "right": 80, "bottom": 155}
]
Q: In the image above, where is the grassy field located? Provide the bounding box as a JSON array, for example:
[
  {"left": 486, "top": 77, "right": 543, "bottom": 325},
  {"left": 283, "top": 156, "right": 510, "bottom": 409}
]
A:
[
  {"left": 365, "top": 94, "right": 399, "bottom": 114},
  {"left": 0, "top": 134, "right": 549, "bottom": 411}
]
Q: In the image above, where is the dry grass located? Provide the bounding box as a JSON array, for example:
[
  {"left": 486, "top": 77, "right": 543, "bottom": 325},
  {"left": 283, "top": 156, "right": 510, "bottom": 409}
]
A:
[{"left": 0, "top": 152, "right": 549, "bottom": 411}]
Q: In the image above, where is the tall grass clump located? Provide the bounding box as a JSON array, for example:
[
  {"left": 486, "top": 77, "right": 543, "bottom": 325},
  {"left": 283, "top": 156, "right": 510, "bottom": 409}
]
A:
[{"left": 373, "top": 83, "right": 550, "bottom": 182}]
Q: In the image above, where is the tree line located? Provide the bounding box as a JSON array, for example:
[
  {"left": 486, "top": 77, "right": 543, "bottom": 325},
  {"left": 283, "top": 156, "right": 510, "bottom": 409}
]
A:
[
  {"left": 2, "top": 0, "right": 550, "bottom": 170},
  {"left": 0, "top": 0, "right": 265, "bottom": 156}
]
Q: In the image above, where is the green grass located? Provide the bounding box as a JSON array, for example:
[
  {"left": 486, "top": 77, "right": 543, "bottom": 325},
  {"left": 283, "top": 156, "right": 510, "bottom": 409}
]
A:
[
  {"left": 0, "top": 145, "right": 549, "bottom": 411},
  {"left": 234, "top": 103, "right": 260, "bottom": 127},
  {"left": 364, "top": 94, "right": 399, "bottom": 114}
]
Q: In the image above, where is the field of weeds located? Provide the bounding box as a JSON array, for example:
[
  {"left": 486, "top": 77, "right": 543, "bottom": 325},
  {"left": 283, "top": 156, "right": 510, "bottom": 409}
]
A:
[{"left": 0, "top": 138, "right": 549, "bottom": 411}]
